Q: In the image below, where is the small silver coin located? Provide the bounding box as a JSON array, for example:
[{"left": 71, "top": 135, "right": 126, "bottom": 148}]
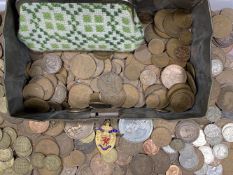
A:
[
  {"left": 119, "top": 119, "right": 153, "bottom": 143},
  {"left": 194, "top": 163, "right": 208, "bottom": 175},
  {"left": 206, "top": 164, "right": 223, "bottom": 175},
  {"left": 206, "top": 106, "right": 222, "bottom": 123},
  {"left": 204, "top": 124, "right": 222, "bottom": 138},
  {"left": 179, "top": 151, "right": 199, "bottom": 171}
]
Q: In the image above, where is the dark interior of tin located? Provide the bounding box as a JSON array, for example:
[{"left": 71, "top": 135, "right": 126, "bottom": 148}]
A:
[{"left": 3, "top": 0, "right": 212, "bottom": 120}]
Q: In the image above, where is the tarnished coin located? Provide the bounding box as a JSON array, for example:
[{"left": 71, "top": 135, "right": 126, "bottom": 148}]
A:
[
  {"left": 134, "top": 44, "right": 152, "bottom": 65},
  {"left": 24, "top": 98, "right": 50, "bottom": 113},
  {"left": 115, "top": 150, "right": 132, "bottom": 166},
  {"left": 74, "top": 139, "right": 96, "bottom": 154},
  {"left": 80, "top": 131, "right": 95, "bottom": 144},
  {"left": 0, "top": 148, "right": 13, "bottom": 162},
  {"left": 175, "top": 120, "right": 200, "bottom": 143},
  {"left": 166, "top": 165, "right": 182, "bottom": 175},
  {"left": 68, "top": 83, "right": 93, "bottom": 109},
  {"left": 60, "top": 167, "right": 77, "bottom": 175},
  {"left": 144, "top": 24, "right": 160, "bottom": 43},
  {"left": 45, "top": 121, "right": 65, "bottom": 137},
  {"left": 102, "top": 148, "right": 118, "bottom": 163},
  {"left": 151, "top": 127, "right": 172, "bottom": 147},
  {"left": 140, "top": 69, "right": 157, "bottom": 86},
  {"left": 192, "top": 129, "right": 207, "bottom": 147},
  {"left": 70, "top": 54, "right": 96, "bottom": 79},
  {"left": 35, "top": 138, "right": 60, "bottom": 155},
  {"left": 116, "top": 138, "right": 143, "bottom": 156},
  {"left": 180, "top": 30, "right": 192, "bottom": 45},
  {"left": 44, "top": 154, "right": 62, "bottom": 171},
  {"left": 206, "top": 106, "right": 222, "bottom": 123},
  {"left": 3, "top": 127, "right": 17, "bottom": 146},
  {"left": 119, "top": 119, "right": 153, "bottom": 143},
  {"left": 212, "top": 59, "right": 224, "bottom": 77},
  {"left": 42, "top": 53, "right": 62, "bottom": 74},
  {"left": 152, "top": 150, "right": 171, "bottom": 174},
  {"left": 13, "top": 136, "right": 32, "bottom": 157},
  {"left": 166, "top": 38, "right": 183, "bottom": 58},
  {"left": 129, "top": 154, "right": 153, "bottom": 175},
  {"left": 90, "top": 153, "right": 114, "bottom": 175},
  {"left": 161, "top": 64, "right": 187, "bottom": 89},
  {"left": 13, "top": 158, "right": 31, "bottom": 175},
  {"left": 151, "top": 52, "right": 170, "bottom": 68},
  {"left": 179, "top": 149, "right": 199, "bottom": 171},
  {"left": 64, "top": 121, "right": 94, "bottom": 140},
  {"left": 198, "top": 146, "right": 214, "bottom": 165},
  {"left": 28, "top": 120, "right": 49, "bottom": 134},
  {"left": 213, "top": 15, "right": 232, "bottom": 38},
  {"left": 170, "top": 139, "right": 185, "bottom": 151},
  {"left": 50, "top": 83, "right": 67, "bottom": 104},
  {"left": 213, "top": 143, "right": 228, "bottom": 160},
  {"left": 222, "top": 123, "right": 233, "bottom": 142},
  {"left": 63, "top": 150, "right": 86, "bottom": 168},
  {"left": 0, "top": 97, "right": 7, "bottom": 113},
  {"left": 31, "top": 152, "right": 45, "bottom": 168},
  {"left": 100, "top": 89, "right": 126, "bottom": 107},
  {"left": 122, "top": 84, "right": 139, "bottom": 108},
  {"left": 217, "top": 86, "right": 233, "bottom": 113},
  {"left": 173, "top": 10, "right": 192, "bottom": 29},
  {"left": 76, "top": 164, "right": 93, "bottom": 175},
  {"left": 143, "top": 139, "right": 160, "bottom": 155},
  {"left": 22, "top": 83, "right": 45, "bottom": 99},
  {"left": 35, "top": 77, "right": 54, "bottom": 100},
  {"left": 55, "top": 133, "right": 74, "bottom": 157},
  {"left": 148, "top": 38, "right": 165, "bottom": 55}
]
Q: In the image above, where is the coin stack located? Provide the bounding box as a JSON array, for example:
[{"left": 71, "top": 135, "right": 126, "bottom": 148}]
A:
[{"left": 22, "top": 9, "right": 196, "bottom": 113}]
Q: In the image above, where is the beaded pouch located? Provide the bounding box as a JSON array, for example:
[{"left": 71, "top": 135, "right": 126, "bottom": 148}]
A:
[{"left": 17, "top": 0, "right": 144, "bottom": 52}]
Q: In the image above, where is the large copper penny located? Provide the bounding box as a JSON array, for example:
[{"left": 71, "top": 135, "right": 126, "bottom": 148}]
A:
[
  {"left": 28, "top": 120, "right": 49, "bottom": 134},
  {"left": 143, "top": 139, "right": 160, "bottom": 155},
  {"left": 35, "top": 138, "right": 60, "bottom": 155},
  {"left": 161, "top": 64, "right": 187, "bottom": 89},
  {"left": 90, "top": 154, "right": 114, "bottom": 175},
  {"left": 166, "top": 165, "right": 182, "bottom": 175},
  {"left": 151, "top": 127, "right": 172, "bottom": 147}
]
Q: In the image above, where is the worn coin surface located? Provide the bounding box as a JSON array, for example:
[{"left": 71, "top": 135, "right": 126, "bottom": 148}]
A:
[
  {"left": 13, "top": 158, "right": 31, "bottom": 175},
  {"left": 212, "top": 59, "right": 224, "bottom": 77},
  {"left": 44, "top": 154, "right": 62, "bottom": 171},
  {"left": 28, "top": 120, "right": 49, "bottom": 134},
  {"left": 161, "top": 64, "right": 187, "bottom": 89},
  {"left": 222, "top": 123, "right": 233, "bottom": 142},
  {"left": 42, "top": 53, "right": 62, "bottom": 74},
  {"left": 206, "top": 106, "right": 222, "bottom": 123},
  {"left": 152, "top": 150, "right": 171, "bottom": 174},
  {"left": 64, "top": 121, "right": 94, "bottom": 140},
  {"left": 55, "top": 133, "right": 74, "bottom": 157},
  {"left": 166, "top": 165, "right": 182, "bottom": 175},
  {"left": 192, "top": 129, "right": 207, "bottom": 147},
  {"left": 35, "top": 138, "right": 60, "bottom": 155},
  {"left": 0, "top": 148, "right": 13, "bottom": 162},
  {"left": 22, "top": 83, "right": 45, "bottom": 100},
  {"left": 102, "top": 148, "right": 118, "bottom": 163},
  {"left": 151, "top": 127, "right": 172, "bottom": 147},
  {"left": 31, "top": 152, "right": 45, "bottom": 168},
  {"left": 143, "top": 139, "right": 160, "bottom": 155},
  {"left": 115, "top": 150, "right": 132, "bottom": 166},
  {"left": 198, "top": 146, "right": 214, "bottom": 165},
  {"left": 140, "top": 69, "right": 157, "bottom": 86},
  {"left": 63, "top": 150, "right": 86, "bottom": 168},
  {"left": 45, "top": 121, "right": 64, "bottom": 137},
  {"left": 122, "top": 84, "right": 139, "bottom": 108},
  {"left": 119, "top": 119, "right": 153, "bottom": 143},
  {"left": 213, "top": 143, "right": 228, "bottom": 160},
  {"left": 74, "top": 139, "right": 96, "bottom": 154},
  {"left": 134, "top": 44, "right": 152, "bottom": 65}
]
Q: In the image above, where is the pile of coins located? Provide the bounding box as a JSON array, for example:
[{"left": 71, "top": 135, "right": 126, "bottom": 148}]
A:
[{"left": 23, "top": 9, "right": 196, "bottom": 113}]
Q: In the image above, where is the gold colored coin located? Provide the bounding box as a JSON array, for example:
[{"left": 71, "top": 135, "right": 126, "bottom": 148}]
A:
[
  {"left": 173, "top": 10, "right": 192, "bottom": 29},
  {"left": 31, "top": 152, "right": 45, "bottom": 168},
  {"left": 3, "top": 127, "right": 17, "bottom": 146},
  {"left": 92, "top": 51, "right": 112, "bottom": 60},
  {"left": 12, "top": 158, "right": 31, "bottom": 175},
  {"left": 166, "top": 38, "right": 183, "bottom": 59},
  {"left": 179, "top": 30, "right": 192, "bottom": 45},
  {"left": 70, "top": 54, "right": 96, "bottom": 79},
  {"left": 24, "top": 98, "right": 50, "bottom": 113},
  {"left": 102, "top": 148, "right": 118, "bottom": 163},
  {"left": 148, "top": 38, "right": 165, "bottom": 55},
  {"left": 163, "top": 13, "right": 182, "bottom": 38},
  {"left": 154, "top": 9, "right": 173, "bottom": 33},
  {"left": 68, "top": 84, "right": 93, "bottom": 109},
  {"left": 213, "top": 15, "right": 232, "bottom": 38},
  {"left": 221, "top": 8, "right": 233, "bottom": 21},
  {"left": 44, "top": 155, "right": 62, "bottom": 171},
  {"left": 151, "top": 53, "right": 170, "bottom": 68},
  {"left": 0, "top": 148, "right": 13, "bottom": 162},
  {"left": 80, "top": 131, "right": 95, "bottom": 144},
  {"left": 122, "top": 84, "right": 139, "bottom": 108},
  {"left": 22, "top": 83, "right": 44, "bottom": 100},
  {"left": 0, "top": 132, "right": 11, "bottom": 149}
]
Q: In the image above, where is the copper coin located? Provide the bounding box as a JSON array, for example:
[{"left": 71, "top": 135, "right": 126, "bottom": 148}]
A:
[
  {"left": 151, "top": 127, "right": 172, "bottom": 147},
  {"left": 90, "top": 153, "right": 114, "bottom": 175},
  {"left": 64, "top": 121, "right": 94, "bottom": 140},
  {"left": 55, "top": 133, "right": 74, "bottom": 157},
  {"left": 175, "top": 120, "right": 199, "bottom": 143},
  {"left": 148, "top": 38, "right": 165, "bottom": 55},
  {"left": 143, "top": 139, "right": 160, "bottom": 155},
  {"left": 45, "top": 121, "right": 65, "bottom": 137},
  {"left": 63, "top": 150, "right": 86, "bottom": 168},
  {"left": 129, "top": 154, "right": 153, "bottom": 175},
  {"left": 152, "top": 150, "right": 171, "bottom": 174},
  {"left": 122, "top": 84, "right": 139, "bottom": 108},
  {"left": 166, "top": 165, "right": 182, "bottom": 175},
  {"left": 134, "top": 44, "right": 152, "bottom": 65},
  {"left": 28, "top": 120, "right": 49, "bottom": 134},
  {"left": 161, "top": 64, "right": 187, "bottom": 89},
  {"left": 115, "top": 150, "right": 132, "bottom": 166},
  {"left": 34, "top": 76, "right": 54, "bottom": 100},
  {"left": 35, "top": 138, "right": 60, "bottom": 155}
]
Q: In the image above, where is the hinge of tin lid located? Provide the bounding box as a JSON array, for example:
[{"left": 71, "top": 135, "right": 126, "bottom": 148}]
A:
[{"left": 91, "top": 108, "right": 119, "bottom": 118}]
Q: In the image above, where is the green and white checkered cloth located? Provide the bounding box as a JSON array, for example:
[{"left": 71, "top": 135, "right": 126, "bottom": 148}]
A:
[{"left": 18, "top": 3, "right": 144, "bottom": 52}]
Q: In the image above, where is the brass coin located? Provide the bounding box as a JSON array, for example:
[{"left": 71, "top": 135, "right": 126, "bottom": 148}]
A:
[
  {"left": 161, "top": 64, "right": 187, "bottom": 89},
  {"left": 163, "top": 13, "right": 182, "bottom": 38},
  {"left": 31, "top": 152, "right": 45, "bottom": 169},
  {"left": 3, "top": 168, "right": 18, "bottom": 175},
  {"left": 154, "top": 9, "right": 173, "bottom": 33},
  {"left": 151, "top": 127, "right": 172, "bottom": 147},
  {"left": 55, "top": 133, "right": 74, "bottom": 157},
  {"left": 151, "top": 52, "right": 170, "bottom": 68},
  {"left": 186, "top": 62, "right": 196, "bottom": 79},
  {"left": 0, "top": 132, "right": 10, "bottom": 149},
  {"left": 3, "top": 127, "right": 17, "bottom": 146},
  {"left": 24, "top": 98, "right": 50, "bottom": 113},
  {"left": 186, "top": 71, "right": 197, "bottom": 94},
  {"left": 35, "top": 138, "right": 60, "bottom": 155},
  {"left": 140, "top": 69, "right": 157, "bottom": 86},
  {"left": 13, "top": 158, "right": 31, "bottom": 175},
  {"left": 63, "top": 150, "right": 86, "bottom": 168},
  {"left": 169, "top": 89, "right": 195, "bottom": 112},
  {"left": 146, "top": 93, "right": 160, "bottom": 108},
  {"left": 180, "top": 30, "right": 192, "bottom": 45},
  {"left": 213, "top": 15, "right": 232, "bottom": 38},
  {"left": 68, "top": 84, "right": 93, "bottom": 109},
  {"left": 0, "top": 97, "right": 7, "bottom": 113},
  {"left": 167, "top": 83, "right": 191, "bottom": 99},
  {"left": 23, "top": 83, "right": 45, "bottom": 100},
  {"left": 122, "top": 84, "right": 139, "bottom": 108},
  {"left": 144, "top": 24, "right": 159, "bottom": 43},
  {"left": 28, "top": 120, "right": 49, "bottom": 134},
  {"left": 212, "top": 47, "right": 226, "bottom": 64},
  {"left": 44, "top": 74, "right": 58, "bottom": 89},
  {"left": 44, "top": 155, "right": 62, "bottom": 171},
  {"left": 148, "top": 38, "right": 165, "bottom": 55},
  {"left": 35, "top": 77, "right": 54, "bottom": 100},
  {"left": 13, "top": 136, "right": 32, "bottom": 157},
  {"left": 173, "top": 10, "right": 192, "bottom": 29},
  {"left": 102, "top": 148, "right": 118, "bottom": 163},
  {"left": 70, "top": 54, "right": 96, "bottom": 79},
  {"left": 38, "top": 167, "right": 62, "bottom": 175},
  {"left": 129, "top": 154, "right": 153, "bottom": 175},
  {"left": 166, "top": 38, "right": 183, "bottom": 59},
  {"left": 92, "top": 51, "right": 112, "bottom": 60},
  {"left": 134, "top": 44, "right": 152, "bottom": 65},
  {"left": 0, "top": 148, "right": 13, "bottom": 162},
  {"left": 44, "top": 121, "right": 65, "bottom": 137}
]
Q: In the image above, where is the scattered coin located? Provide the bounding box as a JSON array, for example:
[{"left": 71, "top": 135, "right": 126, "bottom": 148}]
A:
[
  {"left": 166, "top": 165, "right": 182, "bottom": 175},
  {"left": 198, "top": 146, "right": 215, "bottom": 165},
  {"left": 28, "top": 120, "right": 49, "bottom": 134},
  {"left": 151, "top": 127, "right": 172, "bottom": 147},
  {"left": 143, "top": 139, "right": 160, "bottom": 155},
  {"left": 31, "top": 152, "right": 45, "bottom": 169},
  {"left": 119, "top": 119, "right": 153, "bottom": 143},
  {"left": 213, "top": 143, "right": 229, "bottom": 160}
]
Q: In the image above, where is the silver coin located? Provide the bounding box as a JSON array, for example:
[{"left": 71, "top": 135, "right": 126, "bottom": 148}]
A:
[
  {"left": 50, "top": 83, "right": 67, "bottom": 104},
  {"left": 206, "top": 135, "right": 223, "bottom": 146},
  {"left": 206, "top": 164, "right": 223, "bottom": 175},
  {"left": 211, "top": 59, "right": 223, "bottom": 77},
  {"left": 194, "top": 163, "right": 208, "bottom": 175},
  {"left": 179, "top": 151, "right": 199, "bottom": 170},
  {"left": 206, "top": 106, "right": 222, "bottom": 123},
  {"left": 193, "top": 129, "right": 207, "bottom": 147},
  {"left": 198, "top": 146, "right": 214, "bottom": 165},
  {"left": 222, "top": 123, "right": 233, "bottom": 142},
  {"left": 213, "top": 143, "right": 229, "bottom": 160},
  {"left": 119, "top": 119, "right": 153, "bottom": 143},
  {"left": 61, "top": 167, "right": 77, "bottom": 175},
  {"left": 179, "top": 143, "right": 195, "bottom": 155},
  {"left": 204, "top": 124, "right": 222, "bottom": 138},
  {"left": 43, "top": 53, "right": 62, "bottom": 74},
  {"left": 162, "top": 145, "right": 177, "bottom": 154}
]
